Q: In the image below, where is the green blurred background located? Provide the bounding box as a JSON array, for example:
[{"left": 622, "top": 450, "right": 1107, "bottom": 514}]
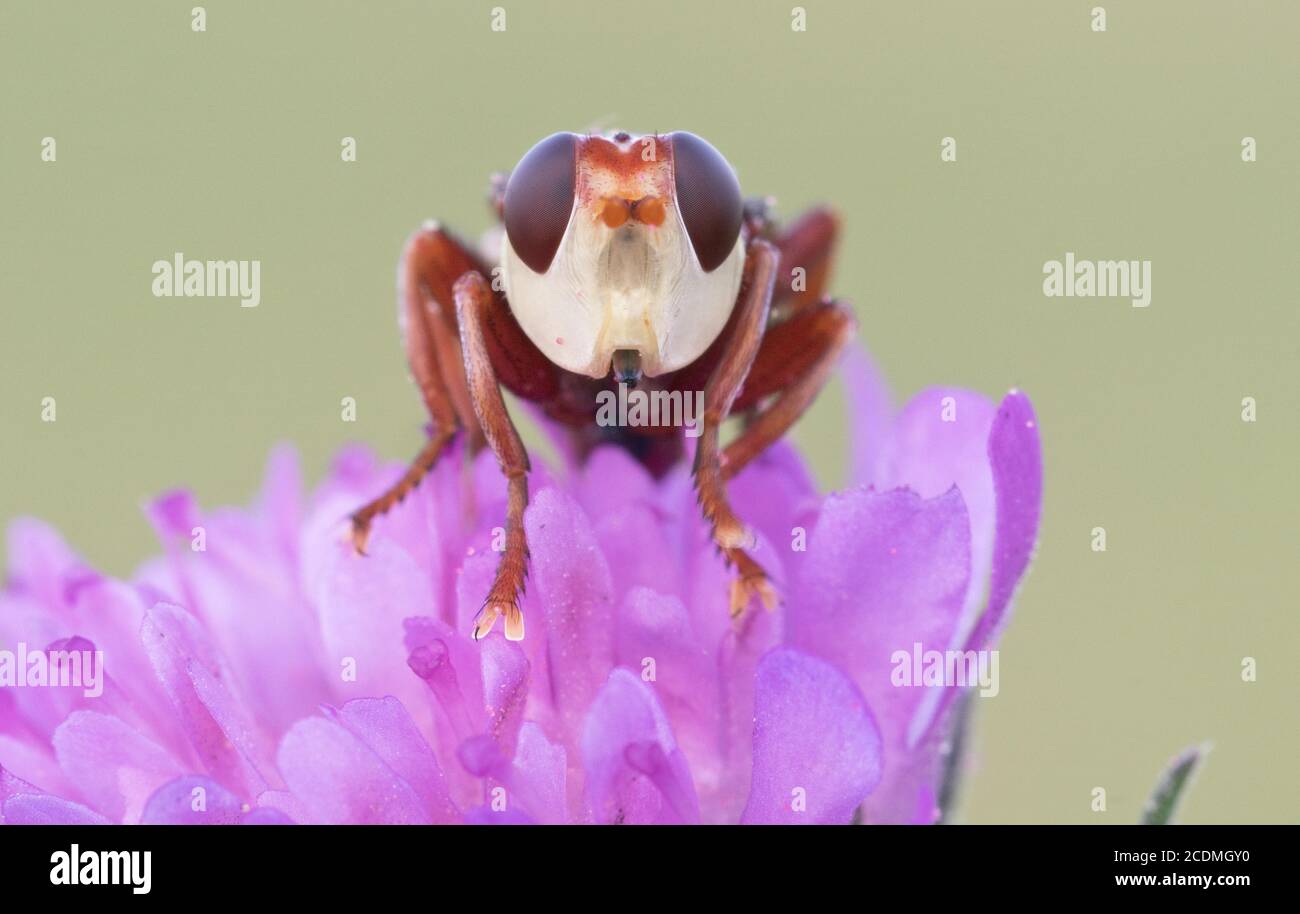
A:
[{"left": 2, "top": 1, "right": 1296, "bottom": 823}]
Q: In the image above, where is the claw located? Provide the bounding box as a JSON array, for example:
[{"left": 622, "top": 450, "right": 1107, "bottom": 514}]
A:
[
  {"left": 472, "top": 604, "right": 501, "bottom": 640},
  {"left": 729, "top": 571, "right": 778, "bottom": 619},
  {"left": 503, "top": 605, "right": 525, "bottom": 641},
  {"left": 473, "top": 603, "right": 525, "bottom": 641},
  {"left": 726, "top": 549, "right": 778, "bottom": 619}
]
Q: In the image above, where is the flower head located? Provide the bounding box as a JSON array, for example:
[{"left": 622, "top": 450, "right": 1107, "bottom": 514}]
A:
[{"left": 0, "top": 345, "right": 1041, "bottom": 825}]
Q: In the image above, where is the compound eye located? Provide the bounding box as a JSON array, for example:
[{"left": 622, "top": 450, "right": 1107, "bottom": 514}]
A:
[
  {"left": 503, "top": 132, "right": 578, "bottom": 274},
  {"left": 669, "top": 132, "right": 743, "bottom": 272}
]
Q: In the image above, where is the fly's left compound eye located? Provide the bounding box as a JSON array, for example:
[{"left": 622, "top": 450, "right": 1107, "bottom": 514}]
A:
[
  {"left": 669, "top": 132, "right": 743, "bottom": 272},
  {"left": 503, "top": 132, "right": 578, "bottom": 274}
]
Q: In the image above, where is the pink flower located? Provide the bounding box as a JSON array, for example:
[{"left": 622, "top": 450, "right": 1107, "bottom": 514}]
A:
[{"left": 0, "top": 345, "right": 1041, "bottom": 824}]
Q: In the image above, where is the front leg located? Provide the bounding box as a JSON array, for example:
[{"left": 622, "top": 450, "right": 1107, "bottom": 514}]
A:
[
  {"left": 693, "top": 239, "right": 780, "bottom": 619},
  {"left": 455, "top": 271, "right": 531, "bottom": 641},
  {"left": 350, "top": 224, "right": 486, "bottom": 554}
]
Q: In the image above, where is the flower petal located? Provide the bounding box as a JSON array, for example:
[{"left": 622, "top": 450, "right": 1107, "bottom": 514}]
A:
[
  {"left": 969, "top": 389, "right": 1043, "bottom": 652},
  {"left": 146, "top": 490, "right": 333, "bottom": 735},
  {"left": 139, "top": 775, "right": 245, "bottom": 824},
  {"left": 523, "top": 488, "right": 616, "bottom": 729},
  {"left": 724, "top": 440, "right": 819, "bottom": 560},
  {"left": 311, "top": 527, "right": 435, "bottom": 716},
  {"left": 581, "top": 669, "right": 699, "bottom": 824},
  {"left": 328, "top": 696, "right": 458, "bottom": 824},
  {"left": 613, "top": 587, "right": 711, "bottom": 716},
  {"left": 463, "top": 805, "right": 535, "bottom": 824},
  {"left": 1, "top": 763, "right": 41, "bottom": 806},
  {"left": 0, "top": 735, "right": 74, "bottom": 800},
  {"left": 787, "top": 486, "right": 971, "bottom": 752},
  {"left": 873, "top": 387, "right": 997, "bottom": 634},
  {"left": 591, "top": 501, "right": 681, "bottom": 605},
  {"left": 479, "top": 636, "right": 530, "bottom": 758},
  {"left": 506, "top": 722, "right": 568, "bottom": 824},
  {"left": 403, "top": 617, "right": 489, "bottom": 811},
  {"left": 842, "top": 343, "right": 894, "bottom": 489},
  {"left": 276, "top": 715, "right": 432, "bottom": 824},
  {"left": 741, "top": 648, "right": 883, "bottom": 824},
  {"left": 5, "top": 518, "right": 99, "bottom": 614},
  {"left": 576, "top": 447, "right": 657, "bottom": 519},
  {"left": 241, "top": 806, "right": 294, "bottom": 824},
  {"left": 256, "top": 442, "right": 304, "bottom": 565},
  {"left": 2, "top": 792, "right": 112, "bottom": 825},
  {"left": 613, "top": 587, "right": 720, "bottom": 802},
  {"left": 141, "top": 602, "right": 272, "bottom": 797},
  {"left": 922, "top": 390, "right": 1044, "bottom": 743},
  {"left": 52, "top": 710, "right": 186, "bottom": 823}
]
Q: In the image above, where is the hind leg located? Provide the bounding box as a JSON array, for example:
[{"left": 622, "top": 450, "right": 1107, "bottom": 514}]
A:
[{"left": 723, "top": 300, "right": 857, "bottom": 480}]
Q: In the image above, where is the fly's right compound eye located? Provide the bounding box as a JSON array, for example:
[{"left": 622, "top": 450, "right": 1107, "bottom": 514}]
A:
[{"left": 503, "top": 132, "right": 579, "bottom": 274}]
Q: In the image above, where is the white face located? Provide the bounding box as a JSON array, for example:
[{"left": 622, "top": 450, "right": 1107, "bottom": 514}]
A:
[{"left": 499, "top": 132, "right": 747, "bottom": 379}]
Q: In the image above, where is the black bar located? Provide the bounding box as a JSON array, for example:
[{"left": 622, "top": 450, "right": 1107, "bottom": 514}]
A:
[{"left": 0, "top": 824, "right": 1283, "bottom": 898}]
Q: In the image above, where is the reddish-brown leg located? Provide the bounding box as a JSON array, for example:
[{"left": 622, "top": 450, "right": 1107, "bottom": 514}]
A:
[
  {"left": 350, "top": 225, "right": 486, "bottom": 553},
  {"left": 667, "top": 204, "right": 841, "bottom": 410},
  {"left": 455, "top": 271, "right": 531, "bottom": 641},
  {"left": 693, "top": 240, "right": 780, "bottom": 618},
  {"left": 772, "top": 207, "right": 839, "bottom": 315},
  {"left": 722, "top": 300, "right": 858, "bottom": 480}
]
